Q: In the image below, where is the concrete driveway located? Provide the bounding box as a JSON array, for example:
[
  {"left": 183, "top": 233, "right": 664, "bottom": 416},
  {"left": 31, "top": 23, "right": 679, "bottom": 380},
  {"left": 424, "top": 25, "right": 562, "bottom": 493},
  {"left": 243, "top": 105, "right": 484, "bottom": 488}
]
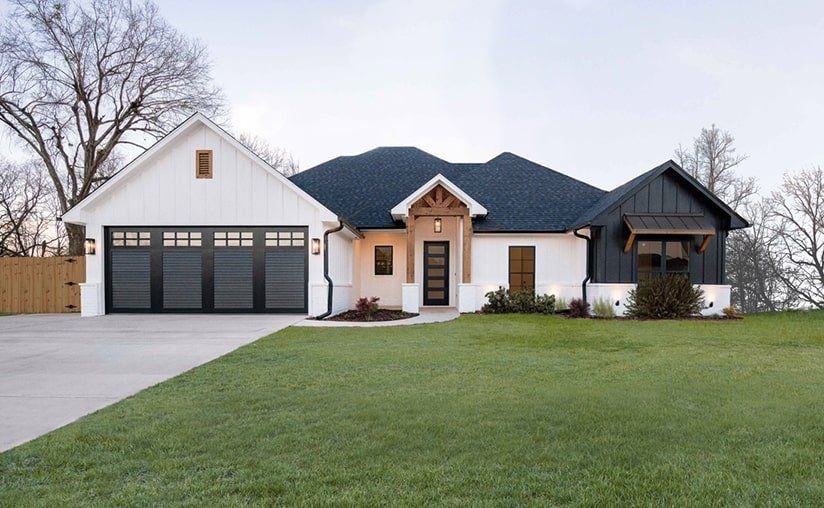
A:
[{"left": 0, "top": 313, "right": 303, "bottom": 452}]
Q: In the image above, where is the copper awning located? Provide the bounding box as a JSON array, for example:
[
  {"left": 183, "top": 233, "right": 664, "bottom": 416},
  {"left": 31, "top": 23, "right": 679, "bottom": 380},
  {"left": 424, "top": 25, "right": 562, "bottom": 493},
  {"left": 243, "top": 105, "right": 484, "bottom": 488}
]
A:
[{"left": 623, "top": 213, "right": 715, "bottom": 253}]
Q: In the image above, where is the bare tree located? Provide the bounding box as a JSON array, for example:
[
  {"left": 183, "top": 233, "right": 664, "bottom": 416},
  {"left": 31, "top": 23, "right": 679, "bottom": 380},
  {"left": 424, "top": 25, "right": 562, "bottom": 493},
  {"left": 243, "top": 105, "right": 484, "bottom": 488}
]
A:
[
  {"left": 673, "top": 125, "right": 788, "bottom": 313},
  {"left": 0, "top": 0, "right": 226, "bottom": 254},
  {"left": 236, "top": 132, "right": 300, "bottom": 177},
  {"left": 768, "top": 167, "right": 824, "bottom": 308},
  {"left": 726, "top": 200, "right": 795, "bottom": 312},
  {"left": 0, "top": 158, "right": 65, "bottom": 256},
  {"left": 675, "top": 124, "right": 757, "bottom": 211}
]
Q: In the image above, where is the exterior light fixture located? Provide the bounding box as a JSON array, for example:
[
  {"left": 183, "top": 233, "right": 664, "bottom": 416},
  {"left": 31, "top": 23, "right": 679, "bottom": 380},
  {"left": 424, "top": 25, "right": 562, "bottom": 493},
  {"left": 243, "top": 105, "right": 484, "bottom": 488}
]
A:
[
  {"left": 311, "top": 238, "right": 321, "bottom": 255},
  {"left": 615, "top": 300, "right": 620, "bottom": 307},
  {"left": 434, "top": 217, "right": 443, "bottom": 233},
  {"left": 84, "top": 238, "right": 96, "bottom": 255}
]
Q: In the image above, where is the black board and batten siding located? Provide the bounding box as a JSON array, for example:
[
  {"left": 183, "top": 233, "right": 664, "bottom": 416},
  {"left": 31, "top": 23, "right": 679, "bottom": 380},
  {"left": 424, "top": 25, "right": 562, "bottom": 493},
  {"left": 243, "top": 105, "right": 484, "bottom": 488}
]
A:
[
  {"left": 590, "top": 170, "right": 728, "bottom": 285},
  {"left": 105, "top": 226, "right": 308, "bottom": 313}
]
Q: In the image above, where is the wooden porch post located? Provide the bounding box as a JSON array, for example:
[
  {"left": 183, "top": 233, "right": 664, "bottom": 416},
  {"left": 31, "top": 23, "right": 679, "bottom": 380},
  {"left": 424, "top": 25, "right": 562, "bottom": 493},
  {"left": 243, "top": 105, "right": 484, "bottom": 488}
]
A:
[
  {"left": 406, "top": 214, "right": 415, "bottom": 283},
  {"left": 462, "top": 210, "right": 472, "bottom": 283}
]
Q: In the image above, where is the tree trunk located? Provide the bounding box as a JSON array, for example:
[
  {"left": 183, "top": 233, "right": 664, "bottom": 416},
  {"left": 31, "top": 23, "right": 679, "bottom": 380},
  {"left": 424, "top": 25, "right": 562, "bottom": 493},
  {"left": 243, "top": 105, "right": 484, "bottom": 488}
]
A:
[{"left": 66, "top": 223, "right": 86, "bottom": 256}]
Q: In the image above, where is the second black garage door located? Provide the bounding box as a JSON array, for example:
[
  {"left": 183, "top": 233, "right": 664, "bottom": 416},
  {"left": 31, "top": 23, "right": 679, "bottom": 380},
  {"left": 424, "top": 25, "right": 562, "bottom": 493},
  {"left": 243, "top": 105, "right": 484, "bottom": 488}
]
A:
[{"left": 105, "top": 226, "right": 308, "bottom": 313}]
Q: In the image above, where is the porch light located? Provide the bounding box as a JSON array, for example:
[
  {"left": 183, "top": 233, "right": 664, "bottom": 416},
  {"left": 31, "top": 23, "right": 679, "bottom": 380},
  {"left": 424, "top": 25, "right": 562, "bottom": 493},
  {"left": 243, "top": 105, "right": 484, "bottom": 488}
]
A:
[
  {"left": 434, "top": 217, "right": 442, "bottom": 233},
  {"left": 84, "top": 238, "right": 96, "bottom": 255},
  {"left": 311, "top": 238, "right": 321, "bottom": 255}
]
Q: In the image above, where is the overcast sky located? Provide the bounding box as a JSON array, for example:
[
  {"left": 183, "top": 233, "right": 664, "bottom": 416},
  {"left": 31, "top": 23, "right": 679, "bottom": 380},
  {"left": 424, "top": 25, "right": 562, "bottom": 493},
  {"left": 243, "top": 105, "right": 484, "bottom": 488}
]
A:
[{"left": 7, "top": 0, "right": 824, "bottom": 193}]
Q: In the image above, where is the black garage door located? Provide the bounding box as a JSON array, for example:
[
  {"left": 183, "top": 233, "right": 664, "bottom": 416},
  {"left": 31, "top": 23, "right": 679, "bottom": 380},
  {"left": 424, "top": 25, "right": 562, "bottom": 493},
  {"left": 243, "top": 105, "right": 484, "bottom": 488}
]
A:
[{"left": 105, "top": 226, "right": 308, "bottom": 313}]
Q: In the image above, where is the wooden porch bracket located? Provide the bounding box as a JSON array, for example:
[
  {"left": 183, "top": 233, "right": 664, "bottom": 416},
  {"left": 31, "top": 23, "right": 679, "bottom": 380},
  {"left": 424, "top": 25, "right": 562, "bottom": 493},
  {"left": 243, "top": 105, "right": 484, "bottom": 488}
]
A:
[
  {"left": 623, "top": 232, "right": 636, "bottom": 253},
  {"left": 697, "top": 233, "right": 714, "bottom": 254}
]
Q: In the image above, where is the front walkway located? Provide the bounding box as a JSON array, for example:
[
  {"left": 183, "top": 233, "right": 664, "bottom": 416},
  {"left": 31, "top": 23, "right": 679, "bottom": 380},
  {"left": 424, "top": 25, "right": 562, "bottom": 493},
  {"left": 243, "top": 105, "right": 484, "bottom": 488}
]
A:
[
  {"left": 0, "top": 313, "right": 303, "bottom": 452},
  {"left": 296, "top": 307, "right": 460, "bottom": 327}
]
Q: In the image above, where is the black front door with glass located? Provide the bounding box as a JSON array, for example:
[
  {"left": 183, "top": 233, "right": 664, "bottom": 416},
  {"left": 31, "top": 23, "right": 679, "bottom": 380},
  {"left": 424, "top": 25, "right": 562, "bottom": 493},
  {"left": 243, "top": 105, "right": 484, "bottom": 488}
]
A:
[
  {"left": 423, "top": 241, "right": 449, "bottom": 306},
  {"left": 637, "top": 239, "right": 690, "bottom": 281}
]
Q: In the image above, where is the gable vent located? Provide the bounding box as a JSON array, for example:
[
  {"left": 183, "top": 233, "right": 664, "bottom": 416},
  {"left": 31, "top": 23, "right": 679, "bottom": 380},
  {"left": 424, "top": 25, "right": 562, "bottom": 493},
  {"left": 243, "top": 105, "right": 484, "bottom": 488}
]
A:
[{"left": 195, "top": 150, "right": 213, "bottom": 179}]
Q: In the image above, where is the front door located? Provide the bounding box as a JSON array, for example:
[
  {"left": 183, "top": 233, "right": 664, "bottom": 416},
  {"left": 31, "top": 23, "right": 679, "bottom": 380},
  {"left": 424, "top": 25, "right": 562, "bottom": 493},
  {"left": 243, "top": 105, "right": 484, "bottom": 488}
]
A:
[{"left": 423, "top": 241, "right": 449, "bottom": 306}]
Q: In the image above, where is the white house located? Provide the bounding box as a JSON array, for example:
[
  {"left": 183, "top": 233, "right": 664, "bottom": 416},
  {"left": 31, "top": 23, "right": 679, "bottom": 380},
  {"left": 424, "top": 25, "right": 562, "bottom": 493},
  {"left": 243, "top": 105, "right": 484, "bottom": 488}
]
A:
[{"left": 63, "top": 113, "right": 748, "bottom": 317}]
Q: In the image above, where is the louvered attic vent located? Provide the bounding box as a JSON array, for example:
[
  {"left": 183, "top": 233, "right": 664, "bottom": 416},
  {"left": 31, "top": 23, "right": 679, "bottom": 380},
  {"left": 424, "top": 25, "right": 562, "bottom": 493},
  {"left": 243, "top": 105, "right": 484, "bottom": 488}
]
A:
[{"left": 195, "top": 150, "right": 213, "bottom": 179}]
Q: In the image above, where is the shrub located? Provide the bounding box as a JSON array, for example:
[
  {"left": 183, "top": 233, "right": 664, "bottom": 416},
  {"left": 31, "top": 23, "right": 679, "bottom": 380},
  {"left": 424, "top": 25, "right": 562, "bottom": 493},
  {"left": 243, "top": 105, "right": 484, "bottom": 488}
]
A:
[
  {"left": 534, "top": 294, "right": 556, "bottom": 315},
  {"left": 355, "top": 296, "right": 380, "bottom": 320},
  {"left": 568, "top": 298, "right": 590, "bottom": 318},
  {"left": 555, "top": 297, "right": 568, "bottom": 312},
  {"left": 722, "top": 305, "right": 738, "bottom": 319},
  {"left": 625, "top": 275, "right": 704, "bottom": 319},
  {"left": 481, "top": 287, "right": 555, "bottom": 314},
  {"left": 482, "top": 287, "right": 511, "bottom": 313},
  {"left": 592, "top": 297, "right": 616, "bottom": 318}
]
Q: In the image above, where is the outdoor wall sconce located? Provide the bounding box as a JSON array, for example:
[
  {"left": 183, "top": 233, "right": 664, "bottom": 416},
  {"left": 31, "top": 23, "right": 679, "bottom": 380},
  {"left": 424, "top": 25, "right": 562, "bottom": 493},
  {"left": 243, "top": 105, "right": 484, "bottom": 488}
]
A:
[
  {"left": 615, "top": 300, "right": 620, "bottom": 307},
  {"left": 434, "top": 217, "right": 443, "bottom": 233},
  {"left": 311, "top": 238, "right": 321, "bottom": 255},
  {"left": 84, "top": 238, "right": 96, "bottom": 255}
]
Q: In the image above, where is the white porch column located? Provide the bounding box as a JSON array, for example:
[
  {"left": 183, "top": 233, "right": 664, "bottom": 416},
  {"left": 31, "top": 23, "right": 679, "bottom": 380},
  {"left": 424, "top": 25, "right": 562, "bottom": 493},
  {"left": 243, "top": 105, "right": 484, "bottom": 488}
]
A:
[{"left": 402, "top": 283, "right": 420, "bottom": 313}]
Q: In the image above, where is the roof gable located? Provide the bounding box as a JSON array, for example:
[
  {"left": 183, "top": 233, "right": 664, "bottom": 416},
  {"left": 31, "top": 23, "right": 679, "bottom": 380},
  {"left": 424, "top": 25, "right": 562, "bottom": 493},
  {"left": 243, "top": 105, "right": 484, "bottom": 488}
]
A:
[
  {"left": 62, "top": 113, "right": 338, "bottom": 224},
  {"left": 573, "top": 160, "right": 749, "bottom": 230},
  {"left": 390, "top": 174, "right": 487, "bottom": 220}
]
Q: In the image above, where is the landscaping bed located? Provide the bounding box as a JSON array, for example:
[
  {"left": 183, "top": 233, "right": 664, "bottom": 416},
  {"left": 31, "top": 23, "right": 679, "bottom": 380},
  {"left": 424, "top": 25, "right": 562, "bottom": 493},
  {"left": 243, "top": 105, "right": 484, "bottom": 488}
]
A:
[{"left": 327, "top": 309, "right": 417, "bottom": 322}]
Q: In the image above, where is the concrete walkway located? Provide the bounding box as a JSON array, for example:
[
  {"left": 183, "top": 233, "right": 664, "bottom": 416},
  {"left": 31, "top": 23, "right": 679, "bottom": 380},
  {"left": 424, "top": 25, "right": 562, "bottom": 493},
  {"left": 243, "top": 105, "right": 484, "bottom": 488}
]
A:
[
  {"left": 295, "top": 307, "right": 460, "bottom": 327},
  {"left": 0, "top": 313, "right": 303, "bottom": 452}
]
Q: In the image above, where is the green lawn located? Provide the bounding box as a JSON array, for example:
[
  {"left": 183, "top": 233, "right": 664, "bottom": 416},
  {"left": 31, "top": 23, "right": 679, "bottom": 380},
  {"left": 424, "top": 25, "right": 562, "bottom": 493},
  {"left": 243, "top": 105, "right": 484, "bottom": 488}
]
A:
[{"left": 2, "top": 312, "right": 824, "bottom": 506}]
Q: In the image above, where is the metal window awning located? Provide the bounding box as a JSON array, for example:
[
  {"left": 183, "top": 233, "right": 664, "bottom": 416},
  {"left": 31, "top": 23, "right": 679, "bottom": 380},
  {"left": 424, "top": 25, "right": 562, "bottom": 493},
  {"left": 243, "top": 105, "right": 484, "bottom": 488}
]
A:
[{"left": 623, "top": 213, "right": 716, "bottom": 254}]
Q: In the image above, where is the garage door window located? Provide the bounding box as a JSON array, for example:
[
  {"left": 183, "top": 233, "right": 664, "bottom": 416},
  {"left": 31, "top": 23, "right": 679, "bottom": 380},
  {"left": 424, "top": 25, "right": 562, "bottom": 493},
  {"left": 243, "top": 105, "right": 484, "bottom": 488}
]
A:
[
  {"left": 112, "top": 231, "right": 151, "bottom": 247},
  {"left": 163, "top": 231, "right": 201, "bottom": 247},
  {"left": 265, "top": 231, "right": 305, "bottom": 247},
  {"left": 214, "top": 231, "right": 253, "bottom": 247}
]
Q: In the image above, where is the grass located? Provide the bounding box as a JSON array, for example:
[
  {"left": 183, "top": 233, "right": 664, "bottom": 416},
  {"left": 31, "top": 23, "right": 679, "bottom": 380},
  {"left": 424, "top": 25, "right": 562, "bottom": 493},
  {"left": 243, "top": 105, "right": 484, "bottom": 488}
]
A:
[{"left": 2, "top": 311, "right": 824, "bottom": 506}]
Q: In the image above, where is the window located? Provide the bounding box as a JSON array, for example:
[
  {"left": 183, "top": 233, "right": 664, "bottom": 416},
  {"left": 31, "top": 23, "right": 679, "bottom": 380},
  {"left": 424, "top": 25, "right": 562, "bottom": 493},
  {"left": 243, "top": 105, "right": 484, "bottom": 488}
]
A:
[
  {"left": 374, "top": 246, "right": 393, "bottom": 275},
  {"left": 637, "top": 240, "right": 690, "bottom": 280},
  {"left": 265, "top": 231, "right": 305, "bottom": 247},
  {"left": 214, "top": 231, "right": 253, "bottom": 247},
  {"left": 112, "top": 231, "right": 151, "bottom": 247},
  {"left": 195, "top": 150, "right": 213, "bottom": 179},
  {"left": 509, "top": 246, "right": 535, "bottom": 291},
  {"left": 163, "top": 231, "right": 202, "bottom": 247}
]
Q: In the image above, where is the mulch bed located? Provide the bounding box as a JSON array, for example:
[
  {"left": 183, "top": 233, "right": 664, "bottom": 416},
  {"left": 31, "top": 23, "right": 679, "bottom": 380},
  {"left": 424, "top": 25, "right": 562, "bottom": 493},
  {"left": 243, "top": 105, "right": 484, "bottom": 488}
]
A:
[{"left": 327, "top": 309, "right": 418, "bottom": 322}]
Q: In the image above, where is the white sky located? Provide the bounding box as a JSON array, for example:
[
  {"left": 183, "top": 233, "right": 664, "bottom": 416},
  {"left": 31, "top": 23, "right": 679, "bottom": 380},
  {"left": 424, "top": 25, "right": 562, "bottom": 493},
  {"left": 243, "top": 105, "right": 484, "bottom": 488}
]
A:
[{"left": 6, "top": 0, "right": 824, "bottom": 194}]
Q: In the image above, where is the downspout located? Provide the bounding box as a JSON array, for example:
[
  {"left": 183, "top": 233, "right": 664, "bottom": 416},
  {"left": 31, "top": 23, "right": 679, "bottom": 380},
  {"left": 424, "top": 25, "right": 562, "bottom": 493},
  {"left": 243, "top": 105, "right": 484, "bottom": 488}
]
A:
[
  {"left": 573, "top": 227, "right": 592, "bottom": 303},
  {"left": 316, "top": 220, "right": 345, "bottom": 320}
]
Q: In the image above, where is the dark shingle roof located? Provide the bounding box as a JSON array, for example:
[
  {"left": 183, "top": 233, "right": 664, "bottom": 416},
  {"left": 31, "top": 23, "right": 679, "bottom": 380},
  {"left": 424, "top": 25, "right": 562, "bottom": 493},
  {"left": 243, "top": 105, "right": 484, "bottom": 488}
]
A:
[{"left": 290, "top": 147, "right": 607, "bottom": 232}]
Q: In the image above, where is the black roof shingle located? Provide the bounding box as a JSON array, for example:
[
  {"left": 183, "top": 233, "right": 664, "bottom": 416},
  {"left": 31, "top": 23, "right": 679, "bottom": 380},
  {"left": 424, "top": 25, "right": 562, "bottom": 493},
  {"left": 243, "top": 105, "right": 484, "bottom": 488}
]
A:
[{"left": 290, "top": 147, "right": 607, "bottom": 232}]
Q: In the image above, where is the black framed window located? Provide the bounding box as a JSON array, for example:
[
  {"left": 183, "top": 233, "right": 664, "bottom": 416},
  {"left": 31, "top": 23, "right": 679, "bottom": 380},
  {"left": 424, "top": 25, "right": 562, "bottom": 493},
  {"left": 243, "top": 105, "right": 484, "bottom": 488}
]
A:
[
  {"left": 375, "top": 246, "right": 393, "bottom": 275},
  {"left": 638, "top": 240, "right": 690, "bottom": 281},
  {"left": 509, "top": 246, "right": 535, "bottom": 291}
]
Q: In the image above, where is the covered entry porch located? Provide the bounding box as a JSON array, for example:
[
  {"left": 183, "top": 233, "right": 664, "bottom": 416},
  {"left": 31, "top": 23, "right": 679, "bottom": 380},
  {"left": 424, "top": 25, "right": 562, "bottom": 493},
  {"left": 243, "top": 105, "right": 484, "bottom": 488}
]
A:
[{"left": 390, "top": 175, "right": 487, "bottom": 313}]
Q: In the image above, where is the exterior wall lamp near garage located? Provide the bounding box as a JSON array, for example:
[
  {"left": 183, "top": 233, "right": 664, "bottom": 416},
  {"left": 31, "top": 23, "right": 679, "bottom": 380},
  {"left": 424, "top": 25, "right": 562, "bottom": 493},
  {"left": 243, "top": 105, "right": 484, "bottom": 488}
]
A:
[
  {"left": 84, "top": 238, "right": 96, "bottom": 255},
  {"left": 311, "top": 238, "right": 321, "bottom": 255},
  {"left": 434, "top": 217, "right": 442, "bottom": 233}
]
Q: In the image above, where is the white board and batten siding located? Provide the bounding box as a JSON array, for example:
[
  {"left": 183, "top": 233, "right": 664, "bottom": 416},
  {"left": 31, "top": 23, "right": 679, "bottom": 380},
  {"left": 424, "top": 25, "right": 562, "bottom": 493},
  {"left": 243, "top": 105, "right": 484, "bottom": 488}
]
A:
[
  {"left": 65, "top": 116, "right": 347, "bottom": 317},
  {"left": 311, "top": 230, "right": 355, "bottom": 316},
  {"left": 470, "top": 232, "right": 588, "bottom": 308}
]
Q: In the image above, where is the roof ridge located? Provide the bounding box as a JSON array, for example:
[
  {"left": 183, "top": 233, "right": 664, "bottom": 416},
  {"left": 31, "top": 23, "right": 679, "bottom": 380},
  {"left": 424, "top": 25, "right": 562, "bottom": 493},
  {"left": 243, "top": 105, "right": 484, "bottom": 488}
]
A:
[{"left": 484, "top": 151, "right": 605, "bottom": 193}]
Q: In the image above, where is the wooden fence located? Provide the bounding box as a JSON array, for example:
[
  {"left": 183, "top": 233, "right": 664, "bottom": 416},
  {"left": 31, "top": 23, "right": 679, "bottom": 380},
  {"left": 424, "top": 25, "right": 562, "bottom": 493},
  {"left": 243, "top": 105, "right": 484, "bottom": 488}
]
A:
[{"left": 0, "top": 256, "right": 85, "bottom": 314}]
